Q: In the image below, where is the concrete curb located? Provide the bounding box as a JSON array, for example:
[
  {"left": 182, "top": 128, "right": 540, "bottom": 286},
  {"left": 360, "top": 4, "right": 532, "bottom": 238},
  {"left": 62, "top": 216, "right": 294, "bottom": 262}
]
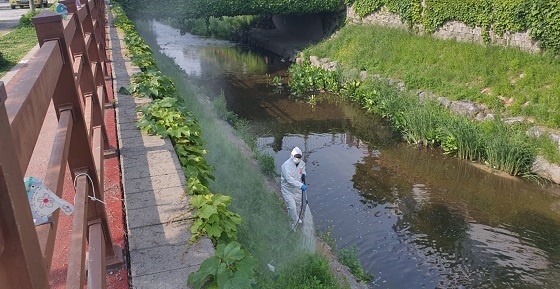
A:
[{"left": 106, "top": 8, "right": 213, "bottom": 289}]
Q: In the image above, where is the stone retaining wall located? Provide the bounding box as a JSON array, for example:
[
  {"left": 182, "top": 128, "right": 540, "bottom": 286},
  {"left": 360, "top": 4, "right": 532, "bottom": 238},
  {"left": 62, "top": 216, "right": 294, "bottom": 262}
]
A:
[{"left": 346, "top": 5, "right": 540, "bottom": 53}]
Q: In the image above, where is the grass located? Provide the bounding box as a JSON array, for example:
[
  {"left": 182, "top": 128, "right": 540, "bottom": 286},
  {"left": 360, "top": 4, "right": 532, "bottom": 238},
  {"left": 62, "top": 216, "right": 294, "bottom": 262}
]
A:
[
  {"left": 273, "top": 254, "right": 349, "bottom": 289},
  {"left": 0, "top": 27, "right": 38, "bottom": 77},
  {"left": 135, "top": 21, "right": 349, "bottom": 289},
  {"left": 307, "top": 24, "right": 560, "bottom": 128}
]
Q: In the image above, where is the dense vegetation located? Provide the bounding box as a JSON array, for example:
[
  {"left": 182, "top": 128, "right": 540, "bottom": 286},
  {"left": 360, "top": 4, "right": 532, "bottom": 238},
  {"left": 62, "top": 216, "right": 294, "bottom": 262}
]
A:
[
  {"left": 346, "top": 0, "right": 560, "bottom": 54},
  {"left": 115, "top": 0, "right": 344, "bottom": 20}
]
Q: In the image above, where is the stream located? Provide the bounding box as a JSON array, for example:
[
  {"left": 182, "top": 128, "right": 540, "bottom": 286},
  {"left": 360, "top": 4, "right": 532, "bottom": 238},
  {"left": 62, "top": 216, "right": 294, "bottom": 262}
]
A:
[{"left": 149, "top": 21, "right": 560, "bottom": 289}]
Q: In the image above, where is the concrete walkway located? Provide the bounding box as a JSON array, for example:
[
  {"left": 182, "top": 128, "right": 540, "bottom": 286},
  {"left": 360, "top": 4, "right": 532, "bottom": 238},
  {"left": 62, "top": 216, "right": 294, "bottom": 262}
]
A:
[{"left": 107, "top": 9, "right": 213, "bottom": 289}]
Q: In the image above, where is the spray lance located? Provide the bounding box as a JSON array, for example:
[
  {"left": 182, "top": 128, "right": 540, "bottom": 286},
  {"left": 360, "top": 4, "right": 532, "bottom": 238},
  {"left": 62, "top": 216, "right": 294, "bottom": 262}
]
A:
[{"left": 293, "top": 173, "right": 308, "bottom": 230}]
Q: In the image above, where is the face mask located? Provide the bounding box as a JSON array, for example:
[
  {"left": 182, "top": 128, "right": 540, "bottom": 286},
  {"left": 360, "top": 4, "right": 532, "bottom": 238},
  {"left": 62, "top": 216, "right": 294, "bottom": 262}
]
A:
[{"left": 293, "top": 157, "right": 301, "bottom": 165}]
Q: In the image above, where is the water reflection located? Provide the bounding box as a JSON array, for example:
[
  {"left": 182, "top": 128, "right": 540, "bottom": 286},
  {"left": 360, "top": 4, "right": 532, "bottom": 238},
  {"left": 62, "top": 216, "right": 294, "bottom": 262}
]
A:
[{"left": 151, "top": 21, "right": 560, "bottom": 288}]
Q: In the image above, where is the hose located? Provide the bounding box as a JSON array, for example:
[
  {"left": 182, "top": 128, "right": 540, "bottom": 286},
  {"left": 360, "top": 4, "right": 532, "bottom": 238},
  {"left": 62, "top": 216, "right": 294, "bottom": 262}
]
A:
[{"left": 292, "top": 176, "right": 307, "bottom": 230}]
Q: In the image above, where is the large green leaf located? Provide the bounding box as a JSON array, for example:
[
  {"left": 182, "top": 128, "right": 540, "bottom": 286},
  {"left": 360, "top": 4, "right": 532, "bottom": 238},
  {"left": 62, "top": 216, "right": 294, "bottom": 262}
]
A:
[
  {"left": 189, "top": 195, "right": 208, "bottom": 208},
  {"left": 199, "top": 203, "right": 218, "bottom": 219},
  {"left": 216, "top": 266, "right": 234, "bottom": 289},
  {"left": 205, "top": 222, "right": 222, "bottom": 238},
  {"left": 222, "top": 270, "right": 255, "bottom": 289},
  {"left": 219, "top": 241, "right": 246, "bottom": 264},
  {"left": 187, "top": 256, "right": 220, "bottom": 289},
  {"left": 212, "top": 194, "right": 231, "bottom": 206},
  {"left": 235, "top": 255, "right": 256, "bottom": 277}
]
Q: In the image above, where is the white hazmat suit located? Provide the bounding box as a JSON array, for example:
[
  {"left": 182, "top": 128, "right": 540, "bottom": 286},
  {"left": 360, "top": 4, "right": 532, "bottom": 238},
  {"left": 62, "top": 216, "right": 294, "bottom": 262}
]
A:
[{"left": 281, "top": 147, "right": 306, "bottom": 228}]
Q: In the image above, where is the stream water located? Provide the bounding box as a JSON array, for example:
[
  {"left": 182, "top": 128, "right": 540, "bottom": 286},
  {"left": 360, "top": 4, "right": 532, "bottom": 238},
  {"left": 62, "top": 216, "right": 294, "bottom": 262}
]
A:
[{"left": 149, "top": 21, "right": 560, "bottom": 288}]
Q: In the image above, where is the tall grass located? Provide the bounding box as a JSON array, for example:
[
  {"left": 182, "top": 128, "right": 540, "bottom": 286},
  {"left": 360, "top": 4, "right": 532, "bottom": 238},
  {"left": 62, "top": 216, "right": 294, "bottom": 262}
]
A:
[
  {"left": 136, "top": 22, "right": 348, "bottom": 288},
  {"left": 307, "top": 25, "right": 560, "bottom": 128},
  {"left": 273, "top": 254, "right": 349, "bottom": 289},
  {"left": 400, "top": 100, "right": 444, "bottom": 146},
  {"left": 481, "top": 120, "right": 536, "bottom": 175},
  {"left": 439, "top": 115, "right": 484, "bottom": 161}
]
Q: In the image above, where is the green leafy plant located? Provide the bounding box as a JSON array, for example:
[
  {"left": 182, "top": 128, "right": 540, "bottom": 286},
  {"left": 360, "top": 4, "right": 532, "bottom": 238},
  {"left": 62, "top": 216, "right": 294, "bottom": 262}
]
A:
[
  {"left": 188, "top": 194, "right": 242, "bottom": 245},
  {"left": 288, "top": 61, "right": 341, "bottom": 97},
  {"left": 256, "top": 152, "right": 277, "bottom": 177},
  {"left": 18, "top": 8, "right": 43, "bottom": 28},
  {"left": 130, "top": 70, "right": 177, "bottom": 99},
  {"left": 188, "top": 241, "right": 256, "bottom": 289},
  {"left": 337, "top": 246, "right": 373, "bottom": 282},
  {"left": 136, "top": 97, "right": 215, "bottom": 191}
]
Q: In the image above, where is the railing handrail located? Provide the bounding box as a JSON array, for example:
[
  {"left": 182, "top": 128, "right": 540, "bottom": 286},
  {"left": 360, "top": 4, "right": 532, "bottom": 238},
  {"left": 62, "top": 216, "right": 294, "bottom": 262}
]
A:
[{"left": 0, "top": 0, "right": 121, "bottom": 288}]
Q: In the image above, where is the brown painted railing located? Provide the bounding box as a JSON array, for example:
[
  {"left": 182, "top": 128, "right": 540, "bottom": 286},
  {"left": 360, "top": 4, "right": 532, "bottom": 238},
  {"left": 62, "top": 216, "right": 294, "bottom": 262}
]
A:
[{"left": 0, "top": 0, "right": 121, "bottom": 288}]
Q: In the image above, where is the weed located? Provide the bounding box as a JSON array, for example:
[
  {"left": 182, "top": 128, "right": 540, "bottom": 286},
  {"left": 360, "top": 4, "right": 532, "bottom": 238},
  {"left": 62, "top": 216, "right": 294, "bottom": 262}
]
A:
[
  {"left": 212, "top": 92, "right": 277, "bottom": 177},
  {"left": 18, "top": 9, "right": 42, "bottom": 28},
  {"left": 256, "top": 152, "right": 278, "bottom": 177},
  {"left": 275, "top": 254, "right": 350, "bottom": 289},
  {"left": 0, "top": 52, "right": 8, "bottom": 67},
  {"left": 188, "top": 241, "right": 256, "bottom": 289},
  {"left": 318, "top": 227, "right": 336, "bottom": 250},
  {"left": 481, "top": 119, "right": 536, "bottom": 175},
  {"left": 337, "top": 246, "right": 373, "bottom": 282}
]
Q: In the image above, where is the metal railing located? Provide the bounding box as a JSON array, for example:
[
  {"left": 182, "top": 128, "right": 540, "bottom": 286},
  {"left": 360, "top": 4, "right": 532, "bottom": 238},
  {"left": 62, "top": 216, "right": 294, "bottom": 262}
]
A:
[{"left": 0, "top": 0, "right": 122, "bottom": 287}]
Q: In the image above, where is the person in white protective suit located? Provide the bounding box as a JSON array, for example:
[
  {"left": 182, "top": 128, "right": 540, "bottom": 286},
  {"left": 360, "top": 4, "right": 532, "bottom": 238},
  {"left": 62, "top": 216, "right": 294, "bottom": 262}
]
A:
[{"left": 281, "top": 147, "right": 307, "bottom": 229}]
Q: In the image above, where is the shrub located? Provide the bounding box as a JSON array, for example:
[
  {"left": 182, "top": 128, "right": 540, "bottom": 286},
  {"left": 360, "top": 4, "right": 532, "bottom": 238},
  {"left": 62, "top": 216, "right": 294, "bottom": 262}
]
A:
[
  {"left": 18, "top": 9, "right": 42, "bottom": 28},
  {"left": 275, "top": 254, "right": 350, "bottom": 289},
  {"left": 337, "top": 246, "right": 373, "bottom": 282}
]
